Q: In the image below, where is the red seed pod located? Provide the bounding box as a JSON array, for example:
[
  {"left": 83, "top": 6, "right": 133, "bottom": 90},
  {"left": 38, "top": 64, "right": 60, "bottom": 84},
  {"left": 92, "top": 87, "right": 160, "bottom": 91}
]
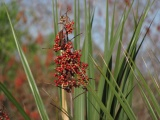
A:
[{"left": 53, "top": 10, "right": 89, "bottom": 93}]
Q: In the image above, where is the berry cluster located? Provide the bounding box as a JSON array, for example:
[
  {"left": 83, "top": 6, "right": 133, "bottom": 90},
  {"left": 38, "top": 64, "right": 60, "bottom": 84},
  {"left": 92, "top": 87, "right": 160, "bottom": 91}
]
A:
[{"left": 53, "top": 10, "right": 89, "bottom": 92}]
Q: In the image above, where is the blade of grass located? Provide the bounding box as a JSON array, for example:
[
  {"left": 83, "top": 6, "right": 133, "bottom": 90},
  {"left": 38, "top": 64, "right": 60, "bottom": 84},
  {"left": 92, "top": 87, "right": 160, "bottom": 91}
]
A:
[
  {"left": 110, "top": 2, "right": 154, "bottom": 118},
  {"left": 77, "top": 0, "right": 80, "bottom": 50},
  {"left": 121, "top": 47, "right": 158, "bottom": 119},
  {"left": 142, "top": 55, "right": 160, "bottom": 97},
  {"left": 74, "top": 0, "right": 77, "bottom": 49},
  {"left": 121, "top": 42, "right": 160, "bottom": 118},
  {"left": 86, "top": 84, "right": 114, "bottom": 120},
  {"left": 97, "top": 0, "right": 133, "bottom": 103},
  {"left": 99, "top": 54, "right": 137, "bottom": 119},
  {"left": 90, "top": 55, "right": 137, "bottom": 119},
  {"left": 86, "top": 2, "right": 96, "bottom": 120},
  {"left": 94, "top": 0, "right": 110, "bottom": 119},
  {"left": 52, "top": 0, "right": 58, "bottom": 37},
  {"left": 147, "top": 51, "right": 160, "bottom": 96},
  {"left": 109, "top": 6, "right": 127, "bottom": 119},
  {"left": 115, "top": 83, "right": 136, "bottom": 120},
  {"left": 128, "top": 0, "right": 154, "bottom": 54},
  {"left": 3, "top": 3, "right": 49, "bottom": 120},
  {"left": 106, "top": 1, "right": 117, "bottom": 115},
  {"left": 135, "top": 11, "right": 158, "bottom": 56},
  {"left": 0, "top": 82, "right": 30, "bottom": 120},
  {"left": 73, "top": 0, "right": 85, "bottom": 119}
]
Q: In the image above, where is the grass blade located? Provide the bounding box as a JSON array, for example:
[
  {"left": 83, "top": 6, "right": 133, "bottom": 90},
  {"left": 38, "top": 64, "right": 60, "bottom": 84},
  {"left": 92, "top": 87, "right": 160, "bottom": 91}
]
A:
[
  {"left": 87, "top": 84, "right": 114, "bottom": 120},
  {"left": 90, "top": 55, "right": 137, "bottom": 119},
  {"left": 121, "top": 47, "right": 159, "bottom": 119},
  {"left": 3, "top": 3, "right": 49, "bottom": 120},
  {"left": 73, "top": 0, "right": 85, "bottom": 120},
  {"left": 0, "top": 82, "right": 30, "bottom": 120}
]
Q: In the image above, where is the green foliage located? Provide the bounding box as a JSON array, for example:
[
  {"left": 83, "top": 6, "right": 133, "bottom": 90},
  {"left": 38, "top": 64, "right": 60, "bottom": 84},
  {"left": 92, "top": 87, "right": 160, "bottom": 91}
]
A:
[
  {"left": 0, "top": 83, "right": 31, "bottom": 120},
  {"left": 3, "top": 3, "right": 49, "bottom": 120},
  {"left": 1, "top": 0, "right": 160, "bottom": 120}
]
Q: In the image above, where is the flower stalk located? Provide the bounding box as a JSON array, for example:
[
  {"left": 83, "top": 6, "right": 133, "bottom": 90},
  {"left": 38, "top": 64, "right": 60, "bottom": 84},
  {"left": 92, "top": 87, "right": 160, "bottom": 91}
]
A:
[{"left": 53, "top": 9, "right": 89, "bottom": 93}]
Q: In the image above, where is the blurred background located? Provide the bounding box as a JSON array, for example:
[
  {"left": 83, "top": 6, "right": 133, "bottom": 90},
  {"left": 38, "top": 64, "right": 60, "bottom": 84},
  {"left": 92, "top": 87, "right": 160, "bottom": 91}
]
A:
[{"left": 0, "top": 0, "right": 160, "bottom": 119}]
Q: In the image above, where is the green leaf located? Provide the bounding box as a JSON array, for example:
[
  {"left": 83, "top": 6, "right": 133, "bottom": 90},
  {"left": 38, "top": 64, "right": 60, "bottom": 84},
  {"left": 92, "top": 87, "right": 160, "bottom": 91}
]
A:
[
  {"left": 3, "top": 3, "right": 49, "bottom": 120},
  {"left": 0, "top": 83, "right": 30, "bottom": 120},
  {"left": 73, "top": 0, "right": 85, "bottom": 120},
  {"left": 87, "top": 84, "right": 114, "bottom": 120},
  {"left": 122, "top": 48, "right": 159, "bottom": 119},
  {"left": 90, "top": 55, "right": 137, "bottom": 119}
]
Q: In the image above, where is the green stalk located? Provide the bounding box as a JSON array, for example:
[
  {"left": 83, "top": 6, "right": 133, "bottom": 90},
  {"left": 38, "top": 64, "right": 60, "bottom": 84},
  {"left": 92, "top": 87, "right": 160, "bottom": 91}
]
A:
[{"left": 3, "top": 3, "right": 49, "bottom": 120}]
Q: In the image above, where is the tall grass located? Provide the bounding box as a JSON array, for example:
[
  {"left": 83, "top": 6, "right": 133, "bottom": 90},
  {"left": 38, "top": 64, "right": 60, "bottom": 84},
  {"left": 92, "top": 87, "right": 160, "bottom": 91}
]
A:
[{"left": 1, "top": 0, "right": 160, "bottom": 120}]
